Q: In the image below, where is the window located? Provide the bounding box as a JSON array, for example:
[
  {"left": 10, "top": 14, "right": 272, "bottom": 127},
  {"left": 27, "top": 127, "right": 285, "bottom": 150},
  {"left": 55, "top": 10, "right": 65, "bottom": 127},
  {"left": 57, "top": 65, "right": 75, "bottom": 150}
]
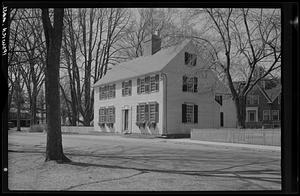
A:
[
  {"left": 122, "top": 80, "right": 132, "bottom": 96},
  {"left": 246, "top": 95, "right": 259, "bottom": 105},
  {"left": 99, "top": 107, "right": 106, "bottom": 123},
  {"left": 137, "top": 102, "right": 159, "bottom": 123},
  {"left": 272, "top": 110, "right": 279, "bottom": 121},
  {"left": 99, "top": 84, "right": 116, "bottom": 100},
  {"left": 182, "top": 103, "right": 198, "bottom": 123},
  {"left": 185, "top": 52, "right": 197, "bottom": 66},
  {"left": 183, "top": 76, "right": 198, "bottom": 93},
  {"left": 247, "top": 110, "right": 256, "bottom": 122},
  {"left": 137, "top": 74, "right": 159, "bottom": 94},
  {"left": 99, "top": 106, "right": 115, "bottom": 124},
  {"left": 263, "top": 110, "right": 270, "bottom": 121},
  {"left": 215, "top": 95, "right": 223, "bottom": 105}
]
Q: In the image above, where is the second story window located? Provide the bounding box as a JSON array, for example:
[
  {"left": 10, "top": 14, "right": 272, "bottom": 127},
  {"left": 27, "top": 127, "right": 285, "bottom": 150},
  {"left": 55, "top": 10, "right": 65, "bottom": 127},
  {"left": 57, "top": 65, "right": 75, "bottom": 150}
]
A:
[
  {"left": 137, "top": 74, "right": 159, "bottom": 94},
  {"left": 183, "top": 76, "right": 198, "bottom": 93},
  {"left": 246, "top": 95, "right": 259, "bottom": 105},
  {"left": 185, "top": 52, "right": 197, "bottom": 66},
  {"left": 99, "top": 84, "right": 115, "bottom": 100},
  {"left": 272, "top": 110, "right": 279, "bottom": 121},
  {"left": 122, "top": 80, "right": 132, "bottom": 96}
]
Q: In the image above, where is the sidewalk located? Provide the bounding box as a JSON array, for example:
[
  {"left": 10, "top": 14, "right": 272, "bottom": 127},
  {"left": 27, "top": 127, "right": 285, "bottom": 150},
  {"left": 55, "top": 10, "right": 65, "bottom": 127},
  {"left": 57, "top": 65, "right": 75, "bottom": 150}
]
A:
[{"left": 166, "top": 138, "right": 281, "bottom": 151}]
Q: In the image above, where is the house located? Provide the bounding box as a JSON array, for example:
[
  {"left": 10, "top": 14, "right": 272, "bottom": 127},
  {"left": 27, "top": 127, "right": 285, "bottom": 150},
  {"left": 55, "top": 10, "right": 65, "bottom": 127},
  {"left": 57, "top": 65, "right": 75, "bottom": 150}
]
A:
[
  {"left": 93, "top": 34, "right": 237, "bottom": 136},
  {"left": 243, "top": 80, "right": 281, "bottom": 128}
]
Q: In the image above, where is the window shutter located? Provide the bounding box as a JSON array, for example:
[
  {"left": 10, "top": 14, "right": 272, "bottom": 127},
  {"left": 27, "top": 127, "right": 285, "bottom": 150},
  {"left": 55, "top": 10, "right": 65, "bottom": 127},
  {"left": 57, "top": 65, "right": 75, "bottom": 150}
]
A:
[
  {"left": 194, "top": 104, "right": 198, "bottom": 123},
  {"left": 194, "top": 77, "right": 198, "bottom": 92},
  {"left": 183, "top": 76, "right": 187, "bottom": 92},
  {"left": 182, "top": 104, "right": 187, "bottom": 123},
  {"left": 136, "top": 105, "right": 139, "bottom": 122},
  {"left": 155, "top": 103, "right": 159, "bottom": 122},
  {"left": 99, "top": 109, "right": 101, "bottom": 122},
  {"left": 145, "top": 104, "right": 149, "bottom": 121},
  {"left": 137, "top": 78, "right": 140, "bottom": 94},
  {"left": 112, "top": 107, "right": 115, "bottom": 123},
  {"left": 104, "top": 108, "right": 107, "bottom": 123},
  {"left": 155, "top": 74, "right": 159, "bottom": 91}
]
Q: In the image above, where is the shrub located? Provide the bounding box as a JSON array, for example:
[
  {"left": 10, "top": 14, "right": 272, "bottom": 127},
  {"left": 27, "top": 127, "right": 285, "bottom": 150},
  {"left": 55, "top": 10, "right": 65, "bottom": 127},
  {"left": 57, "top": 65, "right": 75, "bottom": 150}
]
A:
[{"left": 29, "top": 124, "right": 47, "bottom": 133}]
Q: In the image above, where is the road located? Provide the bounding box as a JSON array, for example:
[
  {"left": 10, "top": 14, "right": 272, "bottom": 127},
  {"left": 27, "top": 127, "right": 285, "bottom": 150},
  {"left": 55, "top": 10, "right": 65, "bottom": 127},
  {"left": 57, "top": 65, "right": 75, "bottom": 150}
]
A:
[{"left": 7, "top": 131, "right": 281, "bottom": 191}]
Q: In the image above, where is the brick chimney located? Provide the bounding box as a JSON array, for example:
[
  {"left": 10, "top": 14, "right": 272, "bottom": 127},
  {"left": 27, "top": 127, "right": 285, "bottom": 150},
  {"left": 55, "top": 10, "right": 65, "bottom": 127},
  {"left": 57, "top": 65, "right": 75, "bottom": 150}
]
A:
[{"left": 142, "top": 31, "right": 162, "bottom": 56}]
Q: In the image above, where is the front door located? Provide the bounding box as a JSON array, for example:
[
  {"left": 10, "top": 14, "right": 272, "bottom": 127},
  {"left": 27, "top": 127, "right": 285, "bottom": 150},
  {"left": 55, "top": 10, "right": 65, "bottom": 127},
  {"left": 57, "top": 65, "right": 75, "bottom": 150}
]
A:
[
  {"left": 123, "top": 109, "right": 129, "bottom": 131},
  {"left": 220, "top": 112, "right": 224, "bottom": 127}
]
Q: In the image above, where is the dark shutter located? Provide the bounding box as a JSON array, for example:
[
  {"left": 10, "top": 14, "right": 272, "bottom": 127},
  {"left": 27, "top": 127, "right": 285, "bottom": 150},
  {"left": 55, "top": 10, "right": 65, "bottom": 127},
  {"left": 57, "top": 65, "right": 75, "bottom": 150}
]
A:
[
  {"left": 137, "top": 78, "right": 140, "bottom": 94},
  {"left": 112, "top": 107, "right": 115, "bottom": 123},
  {"left": 194, "top": 104, "right": 198, "bottom": 123},
  {"left": 182, "top": 76, "right": 187, "bottom": 92},
  {"left": 99, "top": 109, "right": 101, "bottom": 122},
  {"left": 155, "top": 103, "right": 159, "bottom": 122},
  {"left": 182, "top": 104, "right": 187, "bottom": 123},
  {"left": 155, "top": 74, "right": 159, "bottom": 91},
  {"left": 145, "top": 104, "right": 149, "bottom": 121},
  {"left": 220, "top": 96, "right": 222, "bottom": 105},
  {"left": 194, "top": 77, "right": 198, "bottom": 92},
  {"left": 136, "top": 105, "right": 139, "bottom": 122}
]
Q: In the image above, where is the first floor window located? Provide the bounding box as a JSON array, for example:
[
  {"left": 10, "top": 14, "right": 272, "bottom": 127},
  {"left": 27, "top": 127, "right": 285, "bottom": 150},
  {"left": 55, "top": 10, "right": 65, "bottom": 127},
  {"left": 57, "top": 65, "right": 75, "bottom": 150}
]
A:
[
  {"left": 182, "top": 103, "right": 198, "bottom": 123},
  {"left": 99, "top": 107, "right": 106, "bottom": 123},
  {"left": 263, "top": 110, "right": 270, "bottom": 121},
  {"left": 137, "top": 102, "right": 159, "bottom": 123},
  {"left": 272, "top": 110, "right": 279, "bottom": 121},
  {"left": 99, "top": 106, "right": 115, "bottom": 124}
]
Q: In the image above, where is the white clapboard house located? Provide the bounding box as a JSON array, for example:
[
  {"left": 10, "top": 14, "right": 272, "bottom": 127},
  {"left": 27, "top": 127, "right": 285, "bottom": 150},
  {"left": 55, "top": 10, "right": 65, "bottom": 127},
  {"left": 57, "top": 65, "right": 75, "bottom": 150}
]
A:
[{"left": 93, "top": 34, "right": 237, "bottom": 136}]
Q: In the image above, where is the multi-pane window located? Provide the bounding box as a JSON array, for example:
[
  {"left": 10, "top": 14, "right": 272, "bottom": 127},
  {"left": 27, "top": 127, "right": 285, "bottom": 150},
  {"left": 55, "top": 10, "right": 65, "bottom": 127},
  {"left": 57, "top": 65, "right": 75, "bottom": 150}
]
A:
[
  {"left": 99, "top": 84, "right": 116, "bottom": 100},
  {"left": 263, "top": 110, "right": 270, "bottom": 121},
  {"left": 182, "top": 103, "right": 198, "bottom": 123},
  {"left": 99, "top": 107, "right": 106, "bottom": 123},
  {"left": 122, "top": 80, "right": 132, "bottom": 96},
  {"left": 183, "top": 76, "right": 198, "bottom": 92},
  {"left": 246, "top": 95, "right": 259, "bottom": 105},
  {"left": 185, "top": 52, "right": 197, "bottom": 66},
  {"left": 247, "top": 110, "right": 256, "bottom": 122},
  {"left": 136, "top": 102, "right": 159, "bottom": 123},
  {"left": 99, "top": 106, "right": 115, "bottom": 124},
  {"left": 272, "top": 110, "right": 279, "bottom": 121},
  {"left": 137, "top": 74, "right": 159, "bottom": 94}
]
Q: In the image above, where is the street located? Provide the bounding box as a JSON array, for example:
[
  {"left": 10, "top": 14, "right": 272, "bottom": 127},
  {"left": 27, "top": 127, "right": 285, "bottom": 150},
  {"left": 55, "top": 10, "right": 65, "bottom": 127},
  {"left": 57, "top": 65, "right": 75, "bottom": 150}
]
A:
[{"left": 7, "top": 131, "right": 281, "bottom": 191}]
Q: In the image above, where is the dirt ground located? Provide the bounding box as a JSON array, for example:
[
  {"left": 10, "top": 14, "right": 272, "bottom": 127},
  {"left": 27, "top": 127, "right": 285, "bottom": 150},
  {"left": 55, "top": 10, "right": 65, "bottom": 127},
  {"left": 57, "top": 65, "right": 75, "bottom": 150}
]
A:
[{"left": 7, "top": 130, "right": 281, "bottom": 191}]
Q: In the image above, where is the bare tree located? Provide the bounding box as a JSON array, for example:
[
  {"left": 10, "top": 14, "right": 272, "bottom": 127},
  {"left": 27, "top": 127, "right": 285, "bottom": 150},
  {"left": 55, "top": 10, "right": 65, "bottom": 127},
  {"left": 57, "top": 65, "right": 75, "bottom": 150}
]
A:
[
  {"left": 186, "top": 8, "right": 281, "bottom": 128},
  {"left": 42, "top": 8, "right": 70, "bottom": 162},
  {"left": 60, "top": 8, "right": 130, "bottom": 126}
]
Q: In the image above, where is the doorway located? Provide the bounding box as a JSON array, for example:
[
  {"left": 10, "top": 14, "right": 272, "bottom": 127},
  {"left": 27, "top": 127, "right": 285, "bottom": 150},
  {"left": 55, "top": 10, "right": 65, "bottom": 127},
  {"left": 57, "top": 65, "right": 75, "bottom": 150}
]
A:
[
  {"left": 220, "top": 112, "right": 224, "bottom": 127},
  {"left": 123, "top": 109, "right": 129, "bottom": 132}
]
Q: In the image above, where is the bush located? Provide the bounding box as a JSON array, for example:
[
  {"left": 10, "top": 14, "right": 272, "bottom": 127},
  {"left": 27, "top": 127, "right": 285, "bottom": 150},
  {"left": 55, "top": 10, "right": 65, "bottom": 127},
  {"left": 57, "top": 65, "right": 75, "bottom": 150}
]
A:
[{"left": 29, "top": 124, "right": 47, "bottom": 133}]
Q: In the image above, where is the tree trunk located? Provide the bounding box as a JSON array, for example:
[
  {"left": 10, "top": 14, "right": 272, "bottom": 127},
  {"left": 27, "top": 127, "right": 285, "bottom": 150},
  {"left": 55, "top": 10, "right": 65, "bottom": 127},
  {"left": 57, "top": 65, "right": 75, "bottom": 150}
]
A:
[
  {"left": 234, "top": 96, "right": 246, "bottom": 129},
  {"left": 42, "top": 8, "right": 70, "bottom": 163}
]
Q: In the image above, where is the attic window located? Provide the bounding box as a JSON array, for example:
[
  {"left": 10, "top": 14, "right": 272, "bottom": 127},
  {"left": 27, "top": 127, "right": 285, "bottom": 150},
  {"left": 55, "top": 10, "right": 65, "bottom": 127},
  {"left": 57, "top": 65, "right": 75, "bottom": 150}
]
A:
[
  {"left": 185, "top": 52, "right": 197, "bottom": 66},
  {"left": 215, "top": 95, "right": 223, "bottom": 105}
]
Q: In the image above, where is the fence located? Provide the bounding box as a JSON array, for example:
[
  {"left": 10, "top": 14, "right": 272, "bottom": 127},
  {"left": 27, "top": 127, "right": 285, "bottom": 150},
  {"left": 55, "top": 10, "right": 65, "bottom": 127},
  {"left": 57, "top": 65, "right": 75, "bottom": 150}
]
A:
[
  {"left": 61, "top": 126, "right": 94, "bottom": 134},
  {"left": 191, "top": 128, "right": 281, "bottom": 146}
]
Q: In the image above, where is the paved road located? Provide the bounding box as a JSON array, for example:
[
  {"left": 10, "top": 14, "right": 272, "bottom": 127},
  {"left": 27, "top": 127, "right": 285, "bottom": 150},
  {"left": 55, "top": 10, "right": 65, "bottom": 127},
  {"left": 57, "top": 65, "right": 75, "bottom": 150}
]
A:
[{"left": 7, "top": 132, "right": 281, "bottom": 191}]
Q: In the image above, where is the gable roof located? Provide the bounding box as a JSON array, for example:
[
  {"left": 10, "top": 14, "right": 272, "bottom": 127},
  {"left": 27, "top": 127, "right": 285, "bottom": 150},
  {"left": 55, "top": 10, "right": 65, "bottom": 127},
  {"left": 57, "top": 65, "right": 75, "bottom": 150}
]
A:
[
  {"left": 264, "top": 84, "right": 281, "bottom": 102},
  {"left": 94, "top": 39, "right": 191, "bottom": 87}
]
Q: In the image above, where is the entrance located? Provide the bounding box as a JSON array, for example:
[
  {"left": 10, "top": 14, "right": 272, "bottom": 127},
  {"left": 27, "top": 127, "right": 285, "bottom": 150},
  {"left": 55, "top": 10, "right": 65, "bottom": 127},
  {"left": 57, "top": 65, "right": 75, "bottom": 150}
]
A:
[
  {"left": 220, "top": 112, "right": 224, "bottom": 127},
  {"left": 123, "top": 109, "right": 129, "bottom": 132}
]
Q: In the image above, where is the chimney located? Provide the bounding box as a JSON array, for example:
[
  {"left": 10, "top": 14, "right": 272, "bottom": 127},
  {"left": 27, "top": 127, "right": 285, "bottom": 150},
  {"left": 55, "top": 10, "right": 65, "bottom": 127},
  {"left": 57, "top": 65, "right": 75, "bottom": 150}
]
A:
[{"left": 142, "top": 32, "right": 161, "bottom": 56}]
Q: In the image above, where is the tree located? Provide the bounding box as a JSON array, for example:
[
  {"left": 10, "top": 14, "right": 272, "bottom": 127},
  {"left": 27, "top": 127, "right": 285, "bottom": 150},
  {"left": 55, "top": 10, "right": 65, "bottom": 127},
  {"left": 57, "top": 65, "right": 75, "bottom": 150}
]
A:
[
  {"left": 41, "top": 8, "right": 70, "bottom": 162},
  {"left": 186, "top": 8, "right": 281, "bottom": 128}
]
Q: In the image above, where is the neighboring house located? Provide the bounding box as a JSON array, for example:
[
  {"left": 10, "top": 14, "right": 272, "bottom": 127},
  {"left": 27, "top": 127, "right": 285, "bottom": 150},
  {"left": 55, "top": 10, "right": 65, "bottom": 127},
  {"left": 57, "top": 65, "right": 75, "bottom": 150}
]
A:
[
  {"left": 242, "top": 80, "right": 281, "bottom": 128},
  {"left": 8, "top": 108, "right": 31, "bottom": 127},
  {"left": 93, "top": 34, "right": 237, "bottom": 136}
]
